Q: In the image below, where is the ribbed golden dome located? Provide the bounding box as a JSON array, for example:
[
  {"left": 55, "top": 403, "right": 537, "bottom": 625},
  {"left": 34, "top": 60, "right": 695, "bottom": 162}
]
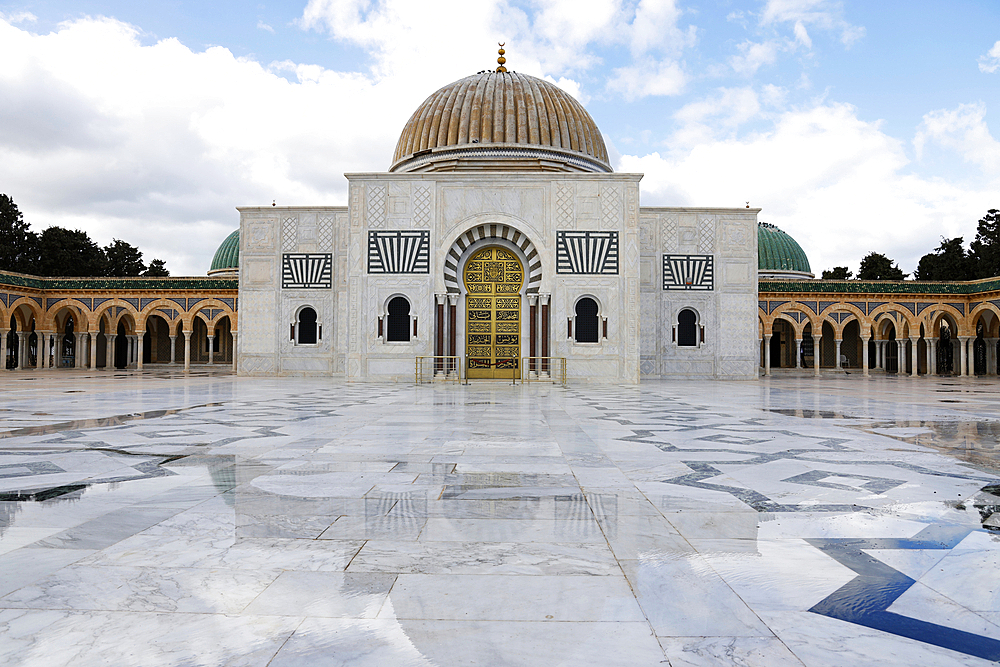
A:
[{"left": 390, "top": 71, "right": 612, "bottom": 174}]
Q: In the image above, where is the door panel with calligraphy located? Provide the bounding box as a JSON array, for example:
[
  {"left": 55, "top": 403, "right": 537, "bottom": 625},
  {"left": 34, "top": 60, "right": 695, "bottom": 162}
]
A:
[{"left": 463, "top": 247, "right": 523, "bottom": 379}]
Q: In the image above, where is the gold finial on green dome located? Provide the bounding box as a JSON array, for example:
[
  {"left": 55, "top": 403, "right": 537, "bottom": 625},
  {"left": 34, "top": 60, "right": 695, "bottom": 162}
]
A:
[{"left": 496, "top": 43, "right": 507, "bottom": 72}]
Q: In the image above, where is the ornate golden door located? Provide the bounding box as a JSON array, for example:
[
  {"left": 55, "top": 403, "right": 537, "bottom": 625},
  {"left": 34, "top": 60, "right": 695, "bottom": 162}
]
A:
[{"left": 464, "top": 247, "right": 523, "bottom": 379}]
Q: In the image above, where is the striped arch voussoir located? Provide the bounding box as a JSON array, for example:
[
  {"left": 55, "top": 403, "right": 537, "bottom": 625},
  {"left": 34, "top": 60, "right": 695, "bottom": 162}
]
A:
[{"left": 443, "top": 224, "right": 541, "bottom": 294}]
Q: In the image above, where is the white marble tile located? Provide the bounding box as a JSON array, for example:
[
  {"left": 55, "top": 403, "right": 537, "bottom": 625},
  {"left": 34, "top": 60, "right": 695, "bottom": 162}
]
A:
[
  {"left": 918, "top": 549, "right": 1000, "bottom": 613},
  {"left": 242, "top": 571, "right": 396, "bottom": 618},
  {"left": 619, "top": 556, "right": 772, "bottom": 636},
  {"left": 380, "top": 574, "right": 648, "bottom": 622},
  {"left": 268, "top": 618, "right": 666, "bottom": 667},
  {"left": 347, "top": 540, "right": 620, "bottom": 575},
  {"left": 0, "top": 608, "right": 300, "bottom": 667},
  {"left": 888, "top": 582, "right": 1000, "bottom": 640},
  {"left": 0, "top": 548, "right": 96, "bottom": 598},
  {"left": 419, "top": 518, "right": 605, "bottom": 543},
  {"left": 0, "top": 565, "right": 278, "bottom": 614},
  {"left": 657, "top": 636, "right": 805, "bottom": 666}
]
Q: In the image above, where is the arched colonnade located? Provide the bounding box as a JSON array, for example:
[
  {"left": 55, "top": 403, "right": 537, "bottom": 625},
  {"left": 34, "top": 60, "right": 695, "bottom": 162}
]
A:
[
  {"left": 759, "top": 300, "right": 1000, "bottom": 377},
  {"left": 1, "top": 295, "right": 238, "bottom": 372}
]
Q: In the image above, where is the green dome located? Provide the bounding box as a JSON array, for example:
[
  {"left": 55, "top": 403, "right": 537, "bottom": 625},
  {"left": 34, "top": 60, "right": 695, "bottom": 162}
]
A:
[
  {"left": 209, "top": 230, "right": 239, "bottom": 273},
  {"left": 758, "top": 222, "right": 812, "bottom": 277}
]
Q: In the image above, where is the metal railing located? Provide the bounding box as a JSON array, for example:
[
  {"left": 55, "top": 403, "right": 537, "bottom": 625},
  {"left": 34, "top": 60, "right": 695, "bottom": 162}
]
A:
[
  {"left": 415, "top": 356, "right": 464, "bottom": 384},
  {"left": 521, "top": 357, "right": 567, "bottom": 386}
]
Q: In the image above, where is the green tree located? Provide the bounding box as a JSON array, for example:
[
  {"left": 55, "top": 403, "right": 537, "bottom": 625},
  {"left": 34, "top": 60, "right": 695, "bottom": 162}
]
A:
[
  {"left": 143, "top": 258, "right": 170, "bottom": 277},
  {"left": 913, "top": 237, "right": 974, "bottom": 281},
  {"left": 35, "top": 227, "right": 107, "bottom": 277},
  {"left": 857, "top": 252, "right": 907, "bottom": 280},
  {"left": 0, "top": 194, "right": 39, "bottom": 273},
  {"left": 821, "top": 266, "right": 853, "bottom": 280},
  {"left": 104, "top": 239, "right": 146, "bottom": 277},
  {"left": 969, "top": 209, "right": 1000, "bottom": 279}
]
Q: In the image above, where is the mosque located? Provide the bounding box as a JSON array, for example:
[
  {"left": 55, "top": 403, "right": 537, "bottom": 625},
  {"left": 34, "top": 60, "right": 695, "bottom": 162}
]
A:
[{"left": 2, "top": 52, "right": 1000, "bottom": 380}]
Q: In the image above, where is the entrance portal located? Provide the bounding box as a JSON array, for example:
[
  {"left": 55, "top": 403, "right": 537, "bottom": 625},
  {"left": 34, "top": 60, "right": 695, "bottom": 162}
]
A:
[{"left": 464, "top": 246, "right": 523, "bottom": 379}]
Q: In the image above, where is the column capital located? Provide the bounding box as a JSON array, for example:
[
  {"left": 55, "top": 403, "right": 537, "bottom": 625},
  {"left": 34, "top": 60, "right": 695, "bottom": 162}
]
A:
[
  {"left": 909, "top": 335, "right": 920, "bottom": 342},
  {"left": 435, "top": 294, "right": 447, "bottom": 306},
  {"left": 763, "top": 333, "right": 772, "bottom": 339},
  {"left": 447, "top": 294, "right": 459, "bottom": 306},
  {"left": 958, "top": 335, "right": 974, "bottom": 341}
]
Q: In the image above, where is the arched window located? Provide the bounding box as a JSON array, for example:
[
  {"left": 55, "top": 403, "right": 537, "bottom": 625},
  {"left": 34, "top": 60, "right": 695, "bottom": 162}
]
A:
[
  {"left": 677, "top": 309, "right": 698, "bottom": 347},
  {"left": 575, "top": 298, "right": 600, "bottom": 343},
  {"left": 297, "top": 307, "right": 317, "bottom": 345},
  {"left": 386, "top": 297, "right": 411, "bottom": 342}
]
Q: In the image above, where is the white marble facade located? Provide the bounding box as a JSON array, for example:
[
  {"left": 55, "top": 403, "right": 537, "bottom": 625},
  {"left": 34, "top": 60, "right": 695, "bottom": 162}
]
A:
[{"left": 237, "top": 173, "right": 758, "bottom": 381}]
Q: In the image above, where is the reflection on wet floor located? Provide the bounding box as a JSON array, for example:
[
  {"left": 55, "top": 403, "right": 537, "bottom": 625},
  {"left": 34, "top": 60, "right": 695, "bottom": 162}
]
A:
[{"left": 0, "top": 375, "right": 999, "bottom": 666}]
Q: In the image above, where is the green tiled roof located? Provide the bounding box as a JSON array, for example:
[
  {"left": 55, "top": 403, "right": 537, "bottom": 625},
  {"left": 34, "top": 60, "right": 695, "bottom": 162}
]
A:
[
  {"left": 759, "top": 278, "right": 1000, "bottom": 294},
  {"left": 0, "top": 271, "right": 237, "bottom": 291},
  {"left": 210, "top": 230, "right": 240, "bottom": 271},
  {"left": 758, "top": 222, "right": 811, "bottom": 274}
]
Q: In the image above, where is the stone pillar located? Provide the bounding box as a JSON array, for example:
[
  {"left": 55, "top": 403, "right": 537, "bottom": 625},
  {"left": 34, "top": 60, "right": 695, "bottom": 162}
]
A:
[
  {"left": 813, "top": 334, "right": 821, "bottom": 376},
  {"left": 38, "top": 333, "right": 47, "bottom": 369},
  {"left": 529, "top": 295, "right": 538, "bottom": 375},
  {"left": 183, "top": 331, "right": 192, "bottom": 372},
  {"left": 958, "top": 336, "right": 970, "bottom": 376},
  {"left": 910, "top": 336, "right": 920, "bottom": 376},
  {"left": 169, "top": 335, "right": 177, "bottom": 365},
  {"left": 834, "top": 338, "right": 843, "bottom": 370},
  {"left": 987, "top": 338, "right": 998, "bottom": 375},
  {"left": 434, "top": 294, "right": 445, "bottom": 375},
  {"left": 136, "top": 331, "right": 144, "bottom": 370},
  {"left": 928, "top": 339, "right": 936, "bottom": 376},
  {"left": 18, "top": 332, "right": 28, "bottom": 369},
  {"left": 763, "top": 334, "right": 772, "bottom": 375},
  {"left": 792, "top": 333, "right": 801, "bottom": 369},
  {"left": 896, "top": 340, "right": 905, "bottom": 374},
  {"left": 89, "top": 333, "right": 98, "bottom": 370},
  {"left": 231, "top": 331, "right": 238, "bottom": 372},
  {"left": 0, "top": 329, "right": 7, "bottom": 371},
  {"left": 448, "top": 294, "right": 458, "bottom": 377},
  {"left": 54, "top": 333, "right": 62, "bottom": 368},
  {"left": 861, "top": 335, "right": 870, "bottom": 375},
  {"left": 540, "top": 294, "right": 551, "bottom": 376},
  {"left": 108, "top": 334, "right": 116, "bottom": 370},
  {"left": 207, "top": 334, "right": 215, "bottom": 365}
]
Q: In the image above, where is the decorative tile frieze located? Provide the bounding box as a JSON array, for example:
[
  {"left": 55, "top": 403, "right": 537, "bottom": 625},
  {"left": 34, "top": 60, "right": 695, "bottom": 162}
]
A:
[
  {"left": 556, "top": 231, "right": 619, "bottom": 275},
  {"left": 662, "top": 254, "right": 714, "bottom": 291},
  {"left": 282, "top": 254, "right": 333, "bottom": 289},
  {"left": 367, "top": 231, "right": 430, "bottom": 274}
]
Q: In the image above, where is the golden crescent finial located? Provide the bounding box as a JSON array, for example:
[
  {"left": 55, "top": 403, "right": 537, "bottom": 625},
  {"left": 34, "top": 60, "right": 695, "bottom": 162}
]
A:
[{"left": 496, "top": 42, "right": 507, "bottom": 73}]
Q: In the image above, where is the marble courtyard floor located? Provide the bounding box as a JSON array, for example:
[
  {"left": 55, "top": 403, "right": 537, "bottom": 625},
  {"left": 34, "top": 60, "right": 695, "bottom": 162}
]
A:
[{"left": 1, "top": 370, "right": 999, "bottom": 666}]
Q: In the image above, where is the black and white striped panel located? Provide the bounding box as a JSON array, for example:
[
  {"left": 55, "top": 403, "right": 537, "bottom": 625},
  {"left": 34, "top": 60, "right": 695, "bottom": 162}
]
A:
[
  {"left": 662, "top": 254, "right": 714, "bottom": 291},
  {"left": 555, "top": 231, "right": 619, "bottom": 274},
  {"left": 444, "top": 224, "right": 541, "bottom": 294},
  {"left": 367, "top": 231, "right": 430, "bottom": 273},
  {"left": 282, "top": 253, "right": 333, "bottom": 289}
]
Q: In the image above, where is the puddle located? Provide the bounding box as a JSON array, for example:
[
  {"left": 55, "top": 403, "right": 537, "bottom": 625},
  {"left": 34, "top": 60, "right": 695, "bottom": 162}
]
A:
[
  {"left": 768, "top": 409, "right": 848, "bottom": 419},
  {"left": 857, "top": 420, "right": 1000, "bottom": 473}
]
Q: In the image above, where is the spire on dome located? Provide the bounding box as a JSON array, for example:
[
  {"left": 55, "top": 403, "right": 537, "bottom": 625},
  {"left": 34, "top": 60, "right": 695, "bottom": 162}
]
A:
[{"left": 496, "top": 43, "right": 507, "bottom": 73}]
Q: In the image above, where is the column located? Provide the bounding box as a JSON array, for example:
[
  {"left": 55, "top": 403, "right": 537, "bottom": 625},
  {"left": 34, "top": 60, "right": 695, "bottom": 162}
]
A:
[
  {"left": 763, "top": 334, "right": 772, "bottom": 376},
  {"left": 959, "top": 336, "right": 970, "bottom": 376},
  {"left": 169, "top": 335, "right": 177, "bottom": 365},
  {"left": 136, "top": 331, "right": 144, "bottom": 370},
  {"left": 38, "top": 333, "right": 47, "bottom": 369},
  {"left": 896, "top": 340, "right": 905, "bottom": 374},
  {"left": 18, "top": 332, "right": 27, "bottom": 369},
  {"left": 910, "top": 336, "right": 920, "bottom": 377},
  {"left": 861, "top": 335, "right": 870, "bottom": 375},
  {"left": 434, "top": 294, "right": 445, "bottom": 375},
  {"left": 529, "top": 295, "right": 538, "bottom": 375},
  {"left": 834, "top": 338, "right": 842, "bottom": 370},
  {"left": 447, "top": 294, "right": 458, "bottom": 376},
  {"left": 876, "top": 340, "right": 883, "bottom": 370},
  {"left": 0, "top": 329, "right": 7, "bottom": 371},
  {"left": 89, "top": 333, "right": 98, "bottom": 370},
  {"left": 54, "top": 334, "right": 62, "bottom": 368},
  {"left": 540, "top": 294, "right": 551, "bottom": 375},
  {"left": 987, "top": 338, "right": 998, "bottom": 375},
  {"left": 183, "top": 331, "right": 192, "bottom": 372},
  {"left": 231, "top": 331, "right": 238, "bottom": 372},
  {"left": 207, "top": 334, "right": 215, "bottom": 365},
  {"left": 813, "top": 334, "right": 821, "bottom": 376},
  {"left": 792, "top": 333, "right": 801, "bottom": 368},
  {"left": 927, "top": 339, "right": 936, "bottom": 376},
  {"left": 108, "top": 334, "right": 116, "bottom": 370}
]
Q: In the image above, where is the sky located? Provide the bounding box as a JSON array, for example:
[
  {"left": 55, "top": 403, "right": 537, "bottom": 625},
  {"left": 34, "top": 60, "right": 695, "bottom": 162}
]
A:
[{"left": 0, "top": 1, "right": 998, "bottom": 277}]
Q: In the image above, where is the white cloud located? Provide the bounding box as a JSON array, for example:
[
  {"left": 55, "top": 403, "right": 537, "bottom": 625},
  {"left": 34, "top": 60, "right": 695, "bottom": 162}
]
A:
[
  {"left": 621, "top": 101, "right": 998, "bottom": 275},
  {"left": 914, "top": 102, "right": 1000, "bottom": 171},
  {"left": 607, "top": 58, "right": 686, "bottom": 100},
  {"left": 256, "top": 20, "right": 275, "bottom": 33},
  {"left": 0, "top": 10, "right": 36, "bottom": 23},
  {"left": 793, "top": 20, "right": 811, "bottom": 49},
  {"left": 761, "top": 0, "right": 864, "bottom": 48},
  {"left": 979, "top": 40, "right": 1000, "bottom": 73},
  {"left": 0, "top": 16, "right": 412, "bottom": 275},
  {"left": 730, "top": 40, "right": 780, "bottom": 76}
]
